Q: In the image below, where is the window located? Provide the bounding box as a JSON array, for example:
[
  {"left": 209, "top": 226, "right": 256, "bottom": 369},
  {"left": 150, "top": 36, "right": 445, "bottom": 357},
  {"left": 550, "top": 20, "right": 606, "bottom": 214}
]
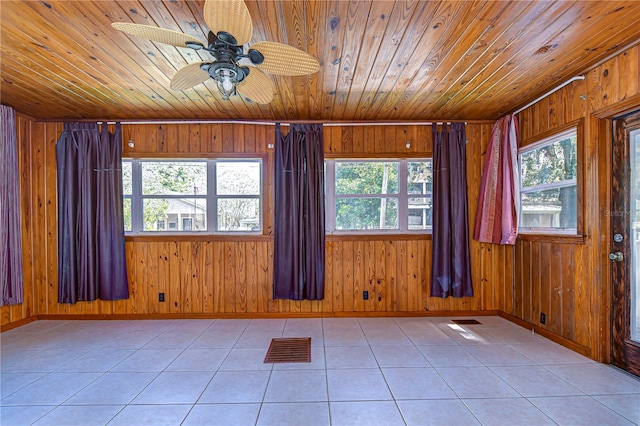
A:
[
  {"left": 325, "top": 159, "right": 432, "bottom": 233},
  {"left": 519, "top": 127, "right": 578, "bottom": 233},
  {"left": 123, "top": 159, "right": 262, "bottom": 234},
  {"left": 122, "top": 161, "right": 132, "bottom": 232}
]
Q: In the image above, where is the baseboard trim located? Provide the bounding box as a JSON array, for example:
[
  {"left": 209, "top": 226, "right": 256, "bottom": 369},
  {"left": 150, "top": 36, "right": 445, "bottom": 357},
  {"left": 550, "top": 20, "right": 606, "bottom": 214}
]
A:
[
  {"left": 0, "top": 316, "right": 37, "bottom": 333},
  {"left": 498, "top": 311, "right": 592, "bottom": 357},
  {"left": 35, "top": 310, "right": 500, "bottom": 321}
]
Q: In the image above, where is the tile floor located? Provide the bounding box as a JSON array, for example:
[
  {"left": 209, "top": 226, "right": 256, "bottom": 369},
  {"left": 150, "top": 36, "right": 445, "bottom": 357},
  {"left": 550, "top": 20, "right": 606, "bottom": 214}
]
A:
[{"left": 1, "top": 316, "right": 639, "bottom": 425}]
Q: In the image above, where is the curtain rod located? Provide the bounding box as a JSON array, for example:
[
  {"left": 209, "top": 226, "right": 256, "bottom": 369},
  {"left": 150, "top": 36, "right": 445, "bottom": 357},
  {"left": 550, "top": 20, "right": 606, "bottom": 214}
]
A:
[
  {"left": 513, "top": 75, "right": 585, "bottom": 115},
  {"left": 116, "top": 120, "right": 472, "bottom": 126},
  {"left": 40, "top": 118, "right": 493, "bottom": 125}
]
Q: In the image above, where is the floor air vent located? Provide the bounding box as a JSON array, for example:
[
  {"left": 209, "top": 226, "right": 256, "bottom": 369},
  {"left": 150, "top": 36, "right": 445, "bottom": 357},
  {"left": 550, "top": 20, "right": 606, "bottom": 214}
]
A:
[
  {"left": 264, "top": 338, "right": 311, "bottom": 363},
  {"left": 451, "top": 319, "right": 482, "bottom": 325}
]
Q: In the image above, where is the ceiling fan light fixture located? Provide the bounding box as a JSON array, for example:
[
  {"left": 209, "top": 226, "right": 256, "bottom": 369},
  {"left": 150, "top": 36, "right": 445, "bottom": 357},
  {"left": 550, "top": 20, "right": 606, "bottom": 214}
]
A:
[
  {"left": 215, "top": 68, "right": 238, "bottom": 99},
  {"left": 209, "top": 63, "right": 248, "bottom": 100}
]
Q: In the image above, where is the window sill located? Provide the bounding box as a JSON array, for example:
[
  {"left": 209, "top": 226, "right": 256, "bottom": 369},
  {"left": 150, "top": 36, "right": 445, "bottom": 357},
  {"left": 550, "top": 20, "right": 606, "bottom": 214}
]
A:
[
  {"left": 125, "top": 233, "right": 272, "bottom": 242},
  {"left": 516, "top": 233, "right": 586, "bottom": 245},
  {"left": 326, "top": 233, "right": 432, "bottom": 242}
]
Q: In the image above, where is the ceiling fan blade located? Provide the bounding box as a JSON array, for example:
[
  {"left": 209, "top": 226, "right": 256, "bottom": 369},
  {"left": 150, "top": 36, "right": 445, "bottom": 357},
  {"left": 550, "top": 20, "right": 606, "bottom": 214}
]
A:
[
  {"left": 237, "top": 67, "right": 274, "bottom": 104},
  {"left": 111, "top": 22, "right": 204, "bottom": 48},
  {"left": 250, "top": 41, "right": 319, "bottom": 76},
  {"left": 203, "top": 0, "right": 253, "bottom": 46},
  {"left": 170, "top": 62, "right": 210, "bottom": 91}
]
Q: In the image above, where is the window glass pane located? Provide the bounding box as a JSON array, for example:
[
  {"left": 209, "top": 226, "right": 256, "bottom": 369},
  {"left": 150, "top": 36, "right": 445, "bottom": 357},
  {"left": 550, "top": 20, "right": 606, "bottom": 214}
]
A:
[
  {"left": 408, "top": 161, "right": 432, "bottom": 194},
  {"left": 408, "top": 161, "right": 432, "bottom": 230},
  {"left": 335, "top": 162, "right": 399, "bottom": 195},
  {"left": 336, "top": 197, "right": 398, "bottom": 230},
  {"left": 123, "top": 198, "right": 132, "bottom": 232},
  {"left": 521, "top": 134, "right": 577, "bottom": 189},
  {"left": 521, "top": 186, "right": 576, "bottom": 229},
  {"left": 217, "top": 198, "right": 260, "bottom": 231},
  {"left": 408, "top": 197, "right": 432, "bottom": 229},
  {"left": 122, "top": 161, "right": 132, "bottom": 195},
  {"left": 143, "top": 198, "right": 207, "bottom": 231},
  {"left": 141, "top": 162, "right": 207, "bottom": 196},
  {"left": 217, "top": 161, "right": 260, "bottom": 195}
]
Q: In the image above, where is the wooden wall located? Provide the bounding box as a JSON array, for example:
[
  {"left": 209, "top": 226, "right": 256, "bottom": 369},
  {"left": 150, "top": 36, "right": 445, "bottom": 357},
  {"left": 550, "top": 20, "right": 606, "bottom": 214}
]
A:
[
  {"left": 2, "top": 119, "right": 511, "bottom": 327},
  {"left": 513, "top": 44, "right": 640, "bottom": 360}
]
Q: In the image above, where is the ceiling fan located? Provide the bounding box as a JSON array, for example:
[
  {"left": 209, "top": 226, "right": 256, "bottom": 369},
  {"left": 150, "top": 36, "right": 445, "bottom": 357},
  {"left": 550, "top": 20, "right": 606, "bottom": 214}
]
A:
[{"left": 111, "top": 0, "right": 320, "bottom": 104}]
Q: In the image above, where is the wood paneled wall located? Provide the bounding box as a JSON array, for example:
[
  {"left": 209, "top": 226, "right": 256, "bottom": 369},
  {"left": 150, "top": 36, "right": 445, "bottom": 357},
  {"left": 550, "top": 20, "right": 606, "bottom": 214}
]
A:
[
  {"left": 513, "top": 44, "right": 640, "bottom": 359},
  {"left": 2, "top": 119, "right": 509, "bottom": 328}
]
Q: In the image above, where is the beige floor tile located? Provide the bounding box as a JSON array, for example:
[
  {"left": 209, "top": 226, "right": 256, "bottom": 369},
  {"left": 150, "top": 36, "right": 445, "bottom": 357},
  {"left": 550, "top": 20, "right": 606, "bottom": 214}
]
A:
[
  {"left": 165, "top": 348, "right": 230, "bottom": 371},
  {"left": 417, "top": 344, "right": 483, "bottom": 367},
  {"left": 1, "top": 372, "right": 100, "bottom": 405},
  {"left": 327, "top": 369, "right": 392, "bottom": 401},
  {"left": 436, "top": 366, "right": 520, "bottom": 399},
  {"left": 325, "top": 346, "right": 378, "bottom": 369},
  {"left": 398, "top": 399, "right": 481, "bottom": 425},
  {"left": 108, "top": 404, "right": 192, "bottom": 426},
  {"left": 490, "top": 365, "right": 583, "bottom": 397},
  {"left": 198, "top": 370, "right": 270, "bottom": 403},
  {"left": 264, "top": 370, "right": 328, "bottom": 402},
  {"left": 529, "top": 395, "right": 636, "bottom": 425},
  {"left": 32, "top": 404, "right": 123, "bottom": 426},
  {"left": 63, "top": 372, "right": 157, "bottom": 405},
  {"left": 382, "top": 367, "right": 457, "bottom": 399},
  {"left": 463, "top": 397, "right": 556, "bottom": 426},
  {"left": 371, "top": 344, "right": 431, "bottom": 367},
  {"left": 258, "top": 402, "right": 330, "bottom": 426},
  {"left": 132, "top": 371, "right": 214, "bottom": 404},
  {"left": 329, "top": 401, "right": 404, "bottom": 425},
  {"left": 2, "top": 316, "right": 639, "bottom": 426},
  {"left": 183, "top": 403, "right": 260, "bottom": 426}
]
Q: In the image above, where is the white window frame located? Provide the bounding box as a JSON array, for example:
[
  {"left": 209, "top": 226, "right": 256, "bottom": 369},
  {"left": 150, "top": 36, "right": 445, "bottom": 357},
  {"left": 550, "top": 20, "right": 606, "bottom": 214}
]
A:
[
  {"left": 325, "top": 159, "right": 432, "bottom": 234},
  {"left": 518, "top": 127, "right": 578, "bottom": 235},
  {"left": 124, "top": 158, "right": 262, "bottom": 235}
]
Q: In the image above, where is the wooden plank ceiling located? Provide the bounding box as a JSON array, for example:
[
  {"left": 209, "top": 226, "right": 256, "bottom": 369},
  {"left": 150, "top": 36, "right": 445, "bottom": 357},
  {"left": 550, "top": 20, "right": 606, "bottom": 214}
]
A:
[{"left": 2, "top": 0, "right": 640, "bottom": 122}]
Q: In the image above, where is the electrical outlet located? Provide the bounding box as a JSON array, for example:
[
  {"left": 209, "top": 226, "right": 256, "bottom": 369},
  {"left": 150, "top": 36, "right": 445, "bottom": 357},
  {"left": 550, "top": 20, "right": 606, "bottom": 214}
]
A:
[
  {"left": 540, "top": 312, "right": 546, "bottom": 325},
  {"left": 363, "top": 291, "right": 369, "bottom": 300},
  {"left": 159, "top": 293, "right": 165, "bottom": 302}
]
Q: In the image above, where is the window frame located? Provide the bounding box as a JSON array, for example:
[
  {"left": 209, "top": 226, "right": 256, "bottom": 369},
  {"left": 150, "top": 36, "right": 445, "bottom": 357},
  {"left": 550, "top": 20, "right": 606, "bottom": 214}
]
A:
[
  {"left": 517, "top": 120, "right": 584, "bottom": 236},
  {"left": 123, "top": 157, "right": 263, "bottom": 235},
  {"left": 325, "top": 158, "right": 433, "bottom": 234}
]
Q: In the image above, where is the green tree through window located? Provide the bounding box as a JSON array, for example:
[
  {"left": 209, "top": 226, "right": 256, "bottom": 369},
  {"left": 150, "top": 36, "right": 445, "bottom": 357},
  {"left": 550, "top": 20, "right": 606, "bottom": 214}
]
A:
[{"left": 520, "top": 129, "right": 577, "bottom": 230}]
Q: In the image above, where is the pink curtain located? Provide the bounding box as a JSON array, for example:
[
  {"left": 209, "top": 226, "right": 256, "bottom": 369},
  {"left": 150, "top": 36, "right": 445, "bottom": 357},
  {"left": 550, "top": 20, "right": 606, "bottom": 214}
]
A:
[
  {"left": 474, "top": 114, "right": 520, "bottom": 245},
  {"left": 1, "top": 104, "right": 24, "bottom": 306}
]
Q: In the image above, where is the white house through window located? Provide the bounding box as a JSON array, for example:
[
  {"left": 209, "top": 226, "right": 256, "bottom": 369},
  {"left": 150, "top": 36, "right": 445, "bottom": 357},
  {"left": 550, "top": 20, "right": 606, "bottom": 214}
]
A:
[{"left": 122, "top": 159, "right": 262, "bottom": 234}]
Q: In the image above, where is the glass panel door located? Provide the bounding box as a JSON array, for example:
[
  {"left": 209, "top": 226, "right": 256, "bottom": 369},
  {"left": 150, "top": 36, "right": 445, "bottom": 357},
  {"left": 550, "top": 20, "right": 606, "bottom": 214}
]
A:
[
  {"left": 611, "top": 111, "right": 640, "bottom": 377},
  {"left": 631, "top": 128, "right": 640, "bottom": 343}
]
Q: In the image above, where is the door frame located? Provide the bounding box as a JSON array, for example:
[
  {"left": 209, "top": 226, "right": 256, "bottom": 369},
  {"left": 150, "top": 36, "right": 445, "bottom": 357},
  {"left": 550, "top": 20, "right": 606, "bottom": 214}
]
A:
[{"left": 594, "top": 95, "right": 640, "bottom": 367}]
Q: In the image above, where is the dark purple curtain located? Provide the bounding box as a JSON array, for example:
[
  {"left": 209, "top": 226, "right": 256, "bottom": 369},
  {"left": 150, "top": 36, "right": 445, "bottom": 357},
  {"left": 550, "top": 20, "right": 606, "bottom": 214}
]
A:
[
  {"left": 1, "top": 104, "right": 24, "bottom": 306},
  {"left": 431, "top": 123, "right": 473, "bottom": 298},
  {"left": 273, "top": 124, "right": 325, "bottom": 300},
  {"left": 56, "top": 122, "right": 129, "bottom": 304}
]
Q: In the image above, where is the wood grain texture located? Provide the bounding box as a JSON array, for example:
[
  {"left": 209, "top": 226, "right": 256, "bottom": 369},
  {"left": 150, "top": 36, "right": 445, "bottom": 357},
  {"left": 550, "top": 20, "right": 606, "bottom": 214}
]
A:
[
  {"left": 513, "top": 44, "right": 640, "bottom": 360},
  {"left": 2, "top": 1, "right": 640, "bottom": 121},
  {"left": 3, "top": 119, "right": 505, "bottom": 328},
  {"left": 4, "top": 41, "right": 637, "bottom": 366}
]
